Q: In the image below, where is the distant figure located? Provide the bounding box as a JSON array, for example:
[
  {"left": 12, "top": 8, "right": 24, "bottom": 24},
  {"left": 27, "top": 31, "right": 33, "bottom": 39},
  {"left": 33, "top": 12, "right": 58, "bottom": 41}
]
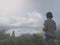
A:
[
  {"left": 12, "top": 31, "right": 15, "bottom": 38},
  {"left": 43, "top": 12, "right": 56, "bottom": 45}
]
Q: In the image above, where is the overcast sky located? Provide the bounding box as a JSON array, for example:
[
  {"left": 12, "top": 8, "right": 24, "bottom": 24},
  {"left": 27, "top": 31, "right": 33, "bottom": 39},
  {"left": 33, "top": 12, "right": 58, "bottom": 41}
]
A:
[{"left": 0, "top": 0, "right": 60, "bottom": 36}]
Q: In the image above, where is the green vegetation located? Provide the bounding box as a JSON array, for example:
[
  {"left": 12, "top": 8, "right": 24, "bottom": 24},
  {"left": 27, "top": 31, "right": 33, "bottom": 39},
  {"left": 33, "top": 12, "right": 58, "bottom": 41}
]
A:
[
  {"left": 0, "top": 35, "right": 60, "bottom": 45},
  {"left": 0, "top": 38, "right": 44, "bottom": 45}
]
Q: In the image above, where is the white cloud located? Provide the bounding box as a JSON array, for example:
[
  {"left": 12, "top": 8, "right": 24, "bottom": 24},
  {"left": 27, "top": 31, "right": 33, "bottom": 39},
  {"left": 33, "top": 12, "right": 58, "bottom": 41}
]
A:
[
  {"left": 0, "top": 0, "right": 27, "bottom": 26},
  {"left": 0, "top": 10, "right": 43, "bottom": 27},
  {"left": 0, "top": 0, "right": 43, "bottom": 27},
  {"left": 26, "top": 11, "right": 43, "bottom": 27},
  {"left": 11, "top": 11, "right": 43, "bottom": 27}
]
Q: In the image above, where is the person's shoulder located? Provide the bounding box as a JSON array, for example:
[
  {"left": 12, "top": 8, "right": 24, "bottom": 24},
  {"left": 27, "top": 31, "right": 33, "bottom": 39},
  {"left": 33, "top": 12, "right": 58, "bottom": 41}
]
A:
[
  {"left": 44, "top": 19, "right": 48, "bottom": 22},
  {"left": 44, "top": 19, "right": 49, "bottom": 22},
  {"left": 51, "top": 19, "right": 56, "bottom": 23},
  {"left": 44, "top": 20, "right": 48, "bottom": 24},
  {"left": 51, "top": 19, "right": 56, "bottom": 25}
]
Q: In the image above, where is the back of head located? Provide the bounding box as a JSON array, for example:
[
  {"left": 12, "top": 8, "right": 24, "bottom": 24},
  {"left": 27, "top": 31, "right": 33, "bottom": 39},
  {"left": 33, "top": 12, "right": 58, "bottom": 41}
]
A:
[{"left": 46, "top": 12, "right": 53, "bottom": 19}]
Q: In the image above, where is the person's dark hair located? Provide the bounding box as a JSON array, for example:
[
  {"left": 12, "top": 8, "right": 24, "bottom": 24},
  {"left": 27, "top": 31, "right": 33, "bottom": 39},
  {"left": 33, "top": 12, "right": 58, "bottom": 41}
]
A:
[{"left": 46, "top": 12, "right": 53, "bottom": 19}]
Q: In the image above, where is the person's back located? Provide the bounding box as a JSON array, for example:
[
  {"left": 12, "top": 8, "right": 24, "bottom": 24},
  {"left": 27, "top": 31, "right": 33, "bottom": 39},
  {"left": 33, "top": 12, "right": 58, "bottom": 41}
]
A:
[
  {"left": 44, "top": 18, "right": 56, "bottom": 36},
  {"left": 43, "top": 12, "right": 56, "bottom": 45}
]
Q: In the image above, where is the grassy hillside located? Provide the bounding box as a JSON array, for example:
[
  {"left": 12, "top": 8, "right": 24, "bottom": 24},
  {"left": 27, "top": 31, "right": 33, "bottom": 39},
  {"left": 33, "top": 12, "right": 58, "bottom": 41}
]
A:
[{"left": 0, "top": 36, "right": 60, "bottom": 45}]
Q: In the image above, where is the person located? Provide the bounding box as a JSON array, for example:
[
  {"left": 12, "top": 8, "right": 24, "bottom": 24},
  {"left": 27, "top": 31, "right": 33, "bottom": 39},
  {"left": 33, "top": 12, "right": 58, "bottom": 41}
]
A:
[{"left": 43, "top": 12, "right": 56, "bottom": 45}]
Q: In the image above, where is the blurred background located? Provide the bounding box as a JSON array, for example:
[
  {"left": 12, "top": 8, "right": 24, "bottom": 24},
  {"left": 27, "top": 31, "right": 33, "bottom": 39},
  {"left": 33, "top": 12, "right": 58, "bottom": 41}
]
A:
[{"left": 0, "top": 0, "right": 60, "bottom": 40}]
